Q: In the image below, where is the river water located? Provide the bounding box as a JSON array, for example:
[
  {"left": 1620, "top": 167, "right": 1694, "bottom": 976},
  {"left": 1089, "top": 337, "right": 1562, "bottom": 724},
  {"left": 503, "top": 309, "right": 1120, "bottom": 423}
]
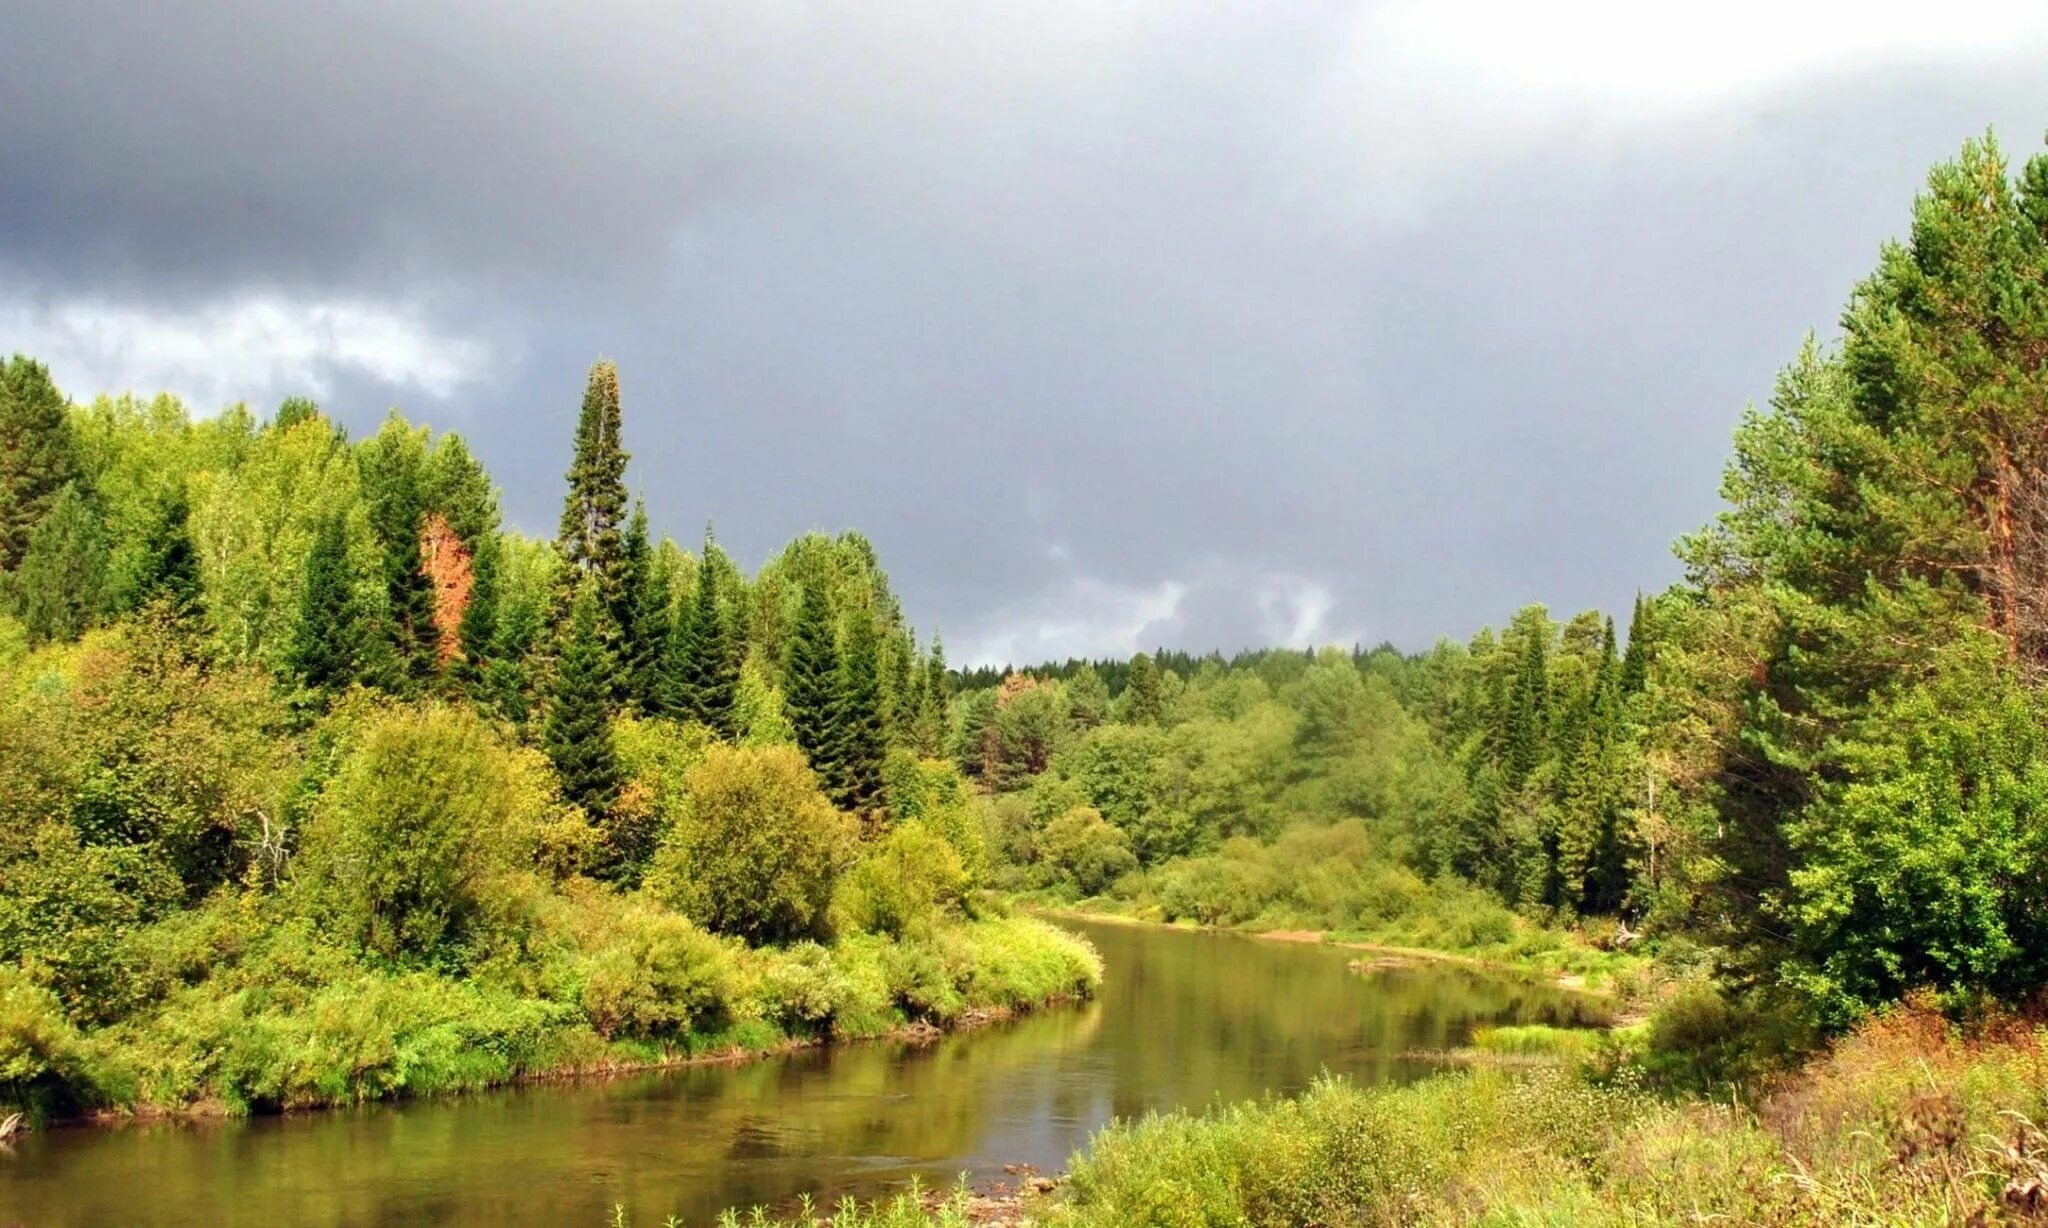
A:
[{"left": 0, "top": 917, "right": 1603, "bottom": 1226}]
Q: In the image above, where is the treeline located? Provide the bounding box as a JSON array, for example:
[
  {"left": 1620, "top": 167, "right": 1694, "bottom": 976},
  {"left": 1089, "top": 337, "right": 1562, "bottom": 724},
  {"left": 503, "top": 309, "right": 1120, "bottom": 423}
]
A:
[
  {"left": 961, "top": 134, "right": 2048, "bottom": 1034},
  {"left": 0, "top": 356, "right": 1098, "bottom": 1124}
]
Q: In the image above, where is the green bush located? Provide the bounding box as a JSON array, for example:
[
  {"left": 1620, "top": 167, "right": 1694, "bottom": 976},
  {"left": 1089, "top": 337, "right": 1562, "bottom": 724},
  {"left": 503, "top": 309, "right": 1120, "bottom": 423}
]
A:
[
  {"left": 832, "top": 821, "right": 967, "bottom": 940},
  {"left": 644, "top": 744, "right": 857, "bottom": 945},
  {"left": 294, "top": 702, "right": 555, "bottom": 964},
  {"left": 1036, "top": 806, "right": 1137, "bottom": 897}
]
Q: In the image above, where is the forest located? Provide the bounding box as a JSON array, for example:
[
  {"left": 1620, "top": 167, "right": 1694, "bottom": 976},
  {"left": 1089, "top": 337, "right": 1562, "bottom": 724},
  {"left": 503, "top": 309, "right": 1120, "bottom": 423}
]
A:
[
  {"left": 10, "top": 133, "right": 2048, "bottom": 1224},
  {"left": 0, "top": 354, "right": 1100, "bottom": 1122}
]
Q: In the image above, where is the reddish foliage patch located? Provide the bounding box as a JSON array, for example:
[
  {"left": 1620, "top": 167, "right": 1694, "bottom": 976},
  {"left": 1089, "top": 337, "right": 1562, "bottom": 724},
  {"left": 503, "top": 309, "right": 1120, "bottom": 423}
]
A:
[{"left": 420, "top": 513, "right": 473, "bottom": 665}]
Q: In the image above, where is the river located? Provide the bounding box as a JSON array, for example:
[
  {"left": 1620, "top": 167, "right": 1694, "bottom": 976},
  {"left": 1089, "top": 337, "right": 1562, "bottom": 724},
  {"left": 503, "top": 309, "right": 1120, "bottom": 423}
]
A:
[{"left": 0, "top": 917, "right": 1604, "bottom": 1226}]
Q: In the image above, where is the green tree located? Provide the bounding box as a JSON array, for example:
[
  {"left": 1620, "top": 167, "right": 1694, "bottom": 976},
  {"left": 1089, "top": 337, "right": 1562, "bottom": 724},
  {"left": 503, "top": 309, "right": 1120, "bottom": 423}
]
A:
[
  {"left": 836, "top": 607, "right": 887, "bottom": 816},
  {"left": 1502, "top": 614, "right": 1550, "bottom": 787},
  {"left": 1066, "top": 662, "right": 1110, "bottom": 731},
  {"left": 356, "top": 415, "right": 437, "bottom": 688},
  {"left": 643, "top": 744, "right": 856, "bottom": 945},
  {"left": 1122, "top": 651, "right": 1165, "bottom": 725},
  {"left": 14, "top": 483, "right": 108, "bottom": 644},
  {"left": 296, "top": 703, "right": 552, "bottom": 963},
  {"left": 555, "top": 361, "right": 631, "bottom": 620},
  {"left": 915, "top": 636, "right": 952, "bottom": 756},
  {"left": 784, "top": 578, "right": 844, "bottom": 789},
  {"left": 0, "top": 356, "right": 80, "bottom": 571},
  {"left": 287, "top": 510, "right": 365, "bottom": 691},
  {"left": 663, "top": 534, "right": 742, "bottom": 736},
  {"left": 619, "top": 504, "right": 671, "bottom": 712},
  {"left": 545, "top": 581, "right": 625, "bottom": 832}
]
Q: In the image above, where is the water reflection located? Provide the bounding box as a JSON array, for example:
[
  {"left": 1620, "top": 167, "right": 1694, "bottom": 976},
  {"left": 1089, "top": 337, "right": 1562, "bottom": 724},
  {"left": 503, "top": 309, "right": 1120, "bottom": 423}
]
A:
[{"left": 1, "top": 918, "right": 1599, "bottom": 1227}]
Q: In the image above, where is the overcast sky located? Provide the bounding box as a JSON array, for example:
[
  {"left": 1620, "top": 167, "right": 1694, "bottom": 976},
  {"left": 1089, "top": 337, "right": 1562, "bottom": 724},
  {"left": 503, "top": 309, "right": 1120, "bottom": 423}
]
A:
[{"left": 8, "top": 2, "right": 2048, "bottom": 665}]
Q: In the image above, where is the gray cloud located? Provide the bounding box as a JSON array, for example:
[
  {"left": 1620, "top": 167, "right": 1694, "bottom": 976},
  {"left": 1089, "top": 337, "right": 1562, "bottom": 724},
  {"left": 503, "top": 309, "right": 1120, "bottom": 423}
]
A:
[{"left": 7, "top": 3, "right": 2048, "bottom": 663}]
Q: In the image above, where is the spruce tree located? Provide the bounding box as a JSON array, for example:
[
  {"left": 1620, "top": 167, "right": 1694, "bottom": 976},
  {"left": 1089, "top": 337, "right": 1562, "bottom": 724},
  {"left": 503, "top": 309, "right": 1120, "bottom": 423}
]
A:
[
  {"left": 836, "top": 608, "right": 887, "bottom": 816},
  {"left": 1066, "top": 661, "right": 1110, "bottom": 730},
  {"left": 617, "top": 501, "right": 670, "bottom": 709},
  {"left": 555, "top": 361, "right": 631, "bottom": 618},
  {"left": 273, "top": 396, "right": 321, "bottom": 432},
  {"left": 784, "top": 578, "right": 845, "bottom": 791},
  {"left": 665, "top": 535, "right": 743, "bottom": 735},
  {"left": 289, "top": 511, "right": 363, "bottom": 691},
  {"left": 0, "top": 356, "right": 80, "bottom": 572},
  {"left": 357, "top": 418, "right": 437, "bottom": 689},
  {"left": 545, "top": 580, "right": 625, "bottom": 824},
  {"left": 1618, "top": 594, "right": 1651, "bottom": 695},
  {"left": 134, "top": 489, "right": 201, "bottom": 617},
  {"left": 917, "top": 635, "right": 952, "bottom": 756},
  {"left": 1502, "top": 625, "right": 1549, "bottom": 787},
  {"left": 1123, "top": 651, "right": 1165, "bottom": 725},
  {"left": 16, "top": 482, "right": 107, "bottom": 644}
]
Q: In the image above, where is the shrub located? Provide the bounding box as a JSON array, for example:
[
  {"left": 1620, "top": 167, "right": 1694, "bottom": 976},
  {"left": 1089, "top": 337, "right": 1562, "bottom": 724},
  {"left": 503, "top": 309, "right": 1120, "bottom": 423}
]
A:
[
  {"left": 832, "top": 821, "right": 968, "bottom": 940},
  {"left": 0, "top": 822, "right": 181, "bottom": 1021},
  {"left": 293, "top": 702, "right": 553, "bottom": 964},
  {"left": 0, "top": 965, "right": 100, "bottom": 1120},
  {"left": 644, "top": 744, "right": 857, "bottom": 945},
  {"left": 1036, "top": 806, "right": 1138, "bottom": 898}
]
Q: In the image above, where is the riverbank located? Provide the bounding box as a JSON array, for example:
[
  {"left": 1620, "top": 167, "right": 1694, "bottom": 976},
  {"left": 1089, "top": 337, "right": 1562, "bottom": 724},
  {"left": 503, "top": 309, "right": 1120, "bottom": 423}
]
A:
[
  {"left": 1031, "top": 901, "right": 1649, "bottom": 1002},
  {"left": 700, "top": 1004, "right": 2048, "bottom": 1227},
  {"left": 5, "top": 913, "right": 1103, "bottom": 1129}
]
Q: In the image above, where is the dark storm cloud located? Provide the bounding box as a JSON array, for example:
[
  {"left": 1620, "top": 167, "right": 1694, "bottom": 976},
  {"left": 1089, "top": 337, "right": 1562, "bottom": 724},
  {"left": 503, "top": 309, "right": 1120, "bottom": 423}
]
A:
[{"left": 7, "top": 3, "right": 2048, "bottom": 662}]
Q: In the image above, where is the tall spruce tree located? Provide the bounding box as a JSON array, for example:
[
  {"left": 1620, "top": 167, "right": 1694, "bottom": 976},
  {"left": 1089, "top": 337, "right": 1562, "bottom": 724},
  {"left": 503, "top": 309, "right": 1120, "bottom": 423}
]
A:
[
  {"left": 836, "top": 608, "right": 887, "bottom": 816},
  {"left": 288, "top": 511, "right": 363, "bottom": 691},
  {"left": 1502, "top": 623, "right": 1550, "bottom": 787},
  {"left": 545, "top": 580, "right": 625, "bottom": 826},
  {"left": 1618, "top": 594, "right": 1651, "bottom": 695},
  {"left": 617, "top": 501, "right": 669, "bottom": 709},
  {"left": 1123, "top": 651, "right": 1165, "bottom": 725},
  {"left": 664, "top": 535, "right": 742, "bottom": 735},
  {"left": 784, "top": 577, "right": 845, "bottom": 791},
  {"left": 0, "top": 356, "right": 80, "bottom": 572},
  {"left": 555, "top": 361, "right": 631, "bottom": 620},
  {"left": 357, "top": 417, "right": 437, "bottom": 688},
  {"left": 917, "top": 635, "right": 952, "bottom": 756},
  {"left": 16, "top": 482, "right": 108, "bottom": 644}
]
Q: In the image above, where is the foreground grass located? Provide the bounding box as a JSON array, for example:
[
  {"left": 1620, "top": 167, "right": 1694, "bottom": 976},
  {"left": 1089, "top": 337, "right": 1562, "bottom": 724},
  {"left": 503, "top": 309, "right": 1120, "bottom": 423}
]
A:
[{"left": 704, "top": 1006, "right": 2048, "bottom": 1227}]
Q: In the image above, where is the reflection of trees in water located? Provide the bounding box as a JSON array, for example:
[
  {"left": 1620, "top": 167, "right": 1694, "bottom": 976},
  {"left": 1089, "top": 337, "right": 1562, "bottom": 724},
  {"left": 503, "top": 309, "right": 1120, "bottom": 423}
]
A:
[{"left": 11, "top": 920, "right": 1596, "bottom": 1228}]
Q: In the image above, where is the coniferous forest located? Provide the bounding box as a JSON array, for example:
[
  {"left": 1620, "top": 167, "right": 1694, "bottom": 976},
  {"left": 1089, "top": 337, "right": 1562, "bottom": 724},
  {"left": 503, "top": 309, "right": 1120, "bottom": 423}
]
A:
[{"left": 13, "top": 134, "right": 2048, "bottom": 1225}]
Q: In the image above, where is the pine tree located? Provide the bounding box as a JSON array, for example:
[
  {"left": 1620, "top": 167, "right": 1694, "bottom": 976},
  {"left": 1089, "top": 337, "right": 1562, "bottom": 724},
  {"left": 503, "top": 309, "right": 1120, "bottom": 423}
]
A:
[
  {"left": 555, "top": 361, "right": 631, "bottom": 618},
  {"left": 15, "top": 482, "right": 107, "bottom": 644},
  {"left": 1123, "top": 651, "right": 1165, "bottom": 725},
  {"left": 836, "top": 608, "right": 887, "bottom": 816},
  {"left": 288, "top": 511, "right": 364, "bottom": 691},
  {"left": 0, "top": 356, "right": 80, "bottom": 572},
  {"left": 1066, "top": 661, "right": 1110, "bottom": 730},
  {"left": 665, "top": 535, "right": 742, "bottom": 735},
  {"left": 916, "top": 635, "right": 952, "bottom": 756},
  {"left": 617, "top": 501, "right": 671, "bottom": 709},
  {"left": 953, "top": 686, "right": 996, "bottom": 782},
  {"left": 1619, "top": 594, "right": 1651, "bottom": 695},
  {"left": 784, "top": 578, "right": 845, "bottom": 790},
  {"left": 273, "top": 396, "right": 321, "bottom": 432},
  {"left": 134, "top": 489, "right": 201, "bottom": 617},
  {"left": 1502, "top": 624, "right": 1549, "bottom": 787},
  {"left": 545, "top": 580, "right": 625, "bottom": 825},
  {"left": 456, "top": 533, "right": 501, "bottom": 689},
  {"left": 357, "top": 417, "right": 437, "bottom": 689}
]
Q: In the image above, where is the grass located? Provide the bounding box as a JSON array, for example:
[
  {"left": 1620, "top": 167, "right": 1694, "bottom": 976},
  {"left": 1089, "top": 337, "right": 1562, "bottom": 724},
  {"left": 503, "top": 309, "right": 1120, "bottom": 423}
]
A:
[
  {"left": 0, "top": 911, "right": 1102, "bottom": 1124},
  {"left": 693, "top": 1003, "right": 2048, "bottom": 1226}
]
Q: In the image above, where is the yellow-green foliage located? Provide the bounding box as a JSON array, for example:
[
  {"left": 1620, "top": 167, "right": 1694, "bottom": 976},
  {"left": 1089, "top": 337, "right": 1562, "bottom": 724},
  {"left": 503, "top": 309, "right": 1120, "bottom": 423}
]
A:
[
  {"left": 644, "top": 744, "right": 857, "bottom": 945},
  {"left": 832, "top": 821, "right": 968, "bottom": 940},
  {"left": 294, "top": 701, "right": 564, "bottom": 963},
  {"left": 719, "top": 1007, "right": 2048, "bottom": 1227}
]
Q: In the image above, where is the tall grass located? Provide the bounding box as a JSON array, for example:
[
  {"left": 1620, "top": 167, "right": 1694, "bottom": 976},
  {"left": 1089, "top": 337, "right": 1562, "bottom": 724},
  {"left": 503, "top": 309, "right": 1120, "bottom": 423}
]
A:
[{"left": 698, "top": 1004, "right": 2048, "bottom": 1226}]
